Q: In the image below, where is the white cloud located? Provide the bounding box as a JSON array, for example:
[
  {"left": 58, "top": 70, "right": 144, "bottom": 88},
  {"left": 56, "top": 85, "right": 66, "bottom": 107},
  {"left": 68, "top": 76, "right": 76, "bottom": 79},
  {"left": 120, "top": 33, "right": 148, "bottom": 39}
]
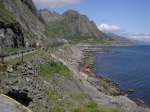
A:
[
  {"left": 98, "top": 24, "right": 121, "bottom": 32},
  {"left": 33, "top": 0, "right": 82, "bottom": 8},
  {"left": 123, "top": 33, "right": 150, "bottom": 42}
]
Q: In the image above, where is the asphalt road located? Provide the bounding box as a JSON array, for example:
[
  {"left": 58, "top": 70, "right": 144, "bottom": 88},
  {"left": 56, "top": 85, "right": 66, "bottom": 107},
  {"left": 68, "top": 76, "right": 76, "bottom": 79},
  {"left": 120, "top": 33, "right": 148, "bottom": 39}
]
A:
[{"left": 4, "top": 49, "right": 37, "bottom": 61}]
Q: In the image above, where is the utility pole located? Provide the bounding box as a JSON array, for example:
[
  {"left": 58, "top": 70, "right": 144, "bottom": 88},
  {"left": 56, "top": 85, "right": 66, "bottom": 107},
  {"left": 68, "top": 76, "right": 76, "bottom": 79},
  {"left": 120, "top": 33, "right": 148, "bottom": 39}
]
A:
[
  {"left": 21, "top": 49, "right": 23, "bottom": 63},
  {"left": 0, "top": 37, "right": 7, "bottom": 72},
  {"left": 0, "top": 46, "right": 4, "bottom": 64}
]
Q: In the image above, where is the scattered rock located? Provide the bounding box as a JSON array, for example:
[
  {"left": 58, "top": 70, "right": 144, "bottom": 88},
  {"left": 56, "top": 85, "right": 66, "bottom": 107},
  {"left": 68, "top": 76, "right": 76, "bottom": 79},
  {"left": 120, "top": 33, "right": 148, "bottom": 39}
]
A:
[
  {"left": 27, "top": 70, "right": 35, "bottom": 75},
  {"left": 7, "top": 65, "right": 13, "bottom": 73}
]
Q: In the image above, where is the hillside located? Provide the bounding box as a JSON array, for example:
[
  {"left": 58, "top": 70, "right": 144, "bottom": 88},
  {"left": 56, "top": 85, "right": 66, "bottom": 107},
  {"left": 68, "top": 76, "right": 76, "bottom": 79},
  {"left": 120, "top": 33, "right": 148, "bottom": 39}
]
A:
[
  {"left": 40, "top": 9, "right": 113, "bottom": 44},
  {"left": 0, "top": 0, "right": 46, "bottom": 48},
  {"left": 0, "top": 0, "right": 113, "bottom": 48}
]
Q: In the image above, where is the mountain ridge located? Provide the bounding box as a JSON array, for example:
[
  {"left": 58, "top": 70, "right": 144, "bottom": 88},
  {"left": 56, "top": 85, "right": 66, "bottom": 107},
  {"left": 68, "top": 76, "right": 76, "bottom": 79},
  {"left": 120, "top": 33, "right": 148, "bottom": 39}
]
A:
[
  {"left": 41, "top": 9, "right": 113, "bottom": 44},
  {"left": 0, "top": 0, "right": 113, "bottom": 47}
]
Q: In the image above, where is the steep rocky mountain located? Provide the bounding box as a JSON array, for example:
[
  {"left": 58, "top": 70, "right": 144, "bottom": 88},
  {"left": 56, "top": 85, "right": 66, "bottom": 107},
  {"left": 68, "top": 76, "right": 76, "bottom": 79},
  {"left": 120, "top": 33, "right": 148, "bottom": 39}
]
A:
[
  {"left": 0, "top": 0, "right": 46, "bottom": 48},
  {"left": 0, "top": 0, "right": 113, "bottom": 48},
  {"left": 41, "top": 10, "right": 113, "bottom": 44},
  {"left": 40, "top": 9, "right": 62, "bottom": 24}
]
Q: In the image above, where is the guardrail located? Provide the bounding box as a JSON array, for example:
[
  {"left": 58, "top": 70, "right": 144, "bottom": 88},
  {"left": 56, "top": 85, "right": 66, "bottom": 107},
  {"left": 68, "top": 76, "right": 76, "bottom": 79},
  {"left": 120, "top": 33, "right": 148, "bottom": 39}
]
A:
[{"left": 4, "top": 48, "right": 37, "bottom": 57}]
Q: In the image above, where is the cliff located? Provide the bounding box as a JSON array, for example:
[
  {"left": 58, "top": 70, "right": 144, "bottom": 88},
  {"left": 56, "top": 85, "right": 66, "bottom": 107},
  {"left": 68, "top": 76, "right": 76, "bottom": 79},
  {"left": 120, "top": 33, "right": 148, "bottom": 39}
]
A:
[
  {"left": 0, "top": 0, "right": 114, "bottom": 47},
  {"left": 0, "top": 0, "right": 46, "bottom": 47},
  {"left": 41, "top": 9, "right": 113, "bottom": 44}
]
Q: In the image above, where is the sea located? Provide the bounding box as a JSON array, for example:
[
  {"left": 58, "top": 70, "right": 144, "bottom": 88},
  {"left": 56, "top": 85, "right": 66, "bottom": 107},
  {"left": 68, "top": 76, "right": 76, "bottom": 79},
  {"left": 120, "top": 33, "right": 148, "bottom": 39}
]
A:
[{"left": 94, "top": 45, "right": 150, "bottom": 105}]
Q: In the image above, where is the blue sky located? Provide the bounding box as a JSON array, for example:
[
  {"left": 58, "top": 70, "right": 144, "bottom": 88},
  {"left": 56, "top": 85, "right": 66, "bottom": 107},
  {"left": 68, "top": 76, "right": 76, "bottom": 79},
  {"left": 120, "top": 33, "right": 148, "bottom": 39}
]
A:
[{"left": 33, "top": 0, "right": 150, "bottom": 41}]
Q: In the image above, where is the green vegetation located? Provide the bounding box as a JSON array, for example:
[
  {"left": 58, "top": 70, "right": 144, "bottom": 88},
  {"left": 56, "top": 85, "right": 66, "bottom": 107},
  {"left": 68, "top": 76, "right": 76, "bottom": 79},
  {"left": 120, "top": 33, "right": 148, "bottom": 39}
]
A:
[
  {"left": 42, "top": 85, "right": 66, "bottom": 112},
  {"left": 40, "top": 60, "right": 70, "bottom": 79},
  {"left": 71, "top": 101, "right": 119, "bottom": 112},
  {"left": 43, "top": 85, "right": 61, "bottom": 100},
  {"left": 22, "top": 30, "right": 34, "bottom": 40},
  {"left": 98, "top": 38, "right": 114, "bottom": 45},
  {"left": 73, "top": 93, "right": 86, "bottom": 101},
  {"left": 44, "top": 12, "right": 79, "bottom": 38},
  {"left": 44, "top": 22, "right": 72, "bottom": 38},
  {"left": 0, "top": 2, "right": 16, "bottom": 23}
]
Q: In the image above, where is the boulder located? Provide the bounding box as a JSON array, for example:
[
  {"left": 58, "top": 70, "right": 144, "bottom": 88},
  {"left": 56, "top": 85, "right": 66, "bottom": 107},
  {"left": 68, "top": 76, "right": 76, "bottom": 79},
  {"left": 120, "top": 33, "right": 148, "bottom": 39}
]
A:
[
  {"left": 7, "top": 65, "right": 13, "bottom": 73},
  {"left": 27, "top": 70, "right": 34, "bottom": 75}
]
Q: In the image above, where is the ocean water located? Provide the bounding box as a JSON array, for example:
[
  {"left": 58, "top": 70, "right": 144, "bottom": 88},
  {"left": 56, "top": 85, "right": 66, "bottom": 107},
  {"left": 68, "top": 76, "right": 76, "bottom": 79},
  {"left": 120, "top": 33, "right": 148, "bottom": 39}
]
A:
[{"left": 94, "top": 45, "right": 150, "bottom": 104}]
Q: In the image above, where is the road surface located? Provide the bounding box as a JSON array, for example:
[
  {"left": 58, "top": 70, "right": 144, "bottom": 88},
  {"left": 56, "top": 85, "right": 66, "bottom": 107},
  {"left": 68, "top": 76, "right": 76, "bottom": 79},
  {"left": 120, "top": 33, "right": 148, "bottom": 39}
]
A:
[{"left": 4, "top": 49, "right": 37, "bottom": 61}]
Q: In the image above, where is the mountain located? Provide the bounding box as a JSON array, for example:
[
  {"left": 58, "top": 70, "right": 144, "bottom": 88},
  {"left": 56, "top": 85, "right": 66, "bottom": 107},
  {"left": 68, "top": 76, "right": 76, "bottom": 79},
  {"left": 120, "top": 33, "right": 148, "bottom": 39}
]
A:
[
  {"left": 107, "top": 32, "right": 150, "bottom": 45},
  {"left": 0, "top": 0, "right": 46, "bottom": 48},
  {"left": 106, "top": 32, "right": 133, "bottom": 45},
  {"left": 0, "top": 0, "right": 113, "bottom": 48},
  {"left": 40, "top": 9, "right": 62, "bottom": 24},
  {"left": 40, "top": 9, "right": 113, "bottom": 44}
]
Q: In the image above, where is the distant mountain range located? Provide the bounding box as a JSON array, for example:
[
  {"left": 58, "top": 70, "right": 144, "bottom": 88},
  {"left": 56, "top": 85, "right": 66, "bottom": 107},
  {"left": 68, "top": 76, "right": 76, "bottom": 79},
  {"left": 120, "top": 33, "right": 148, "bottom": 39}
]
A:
[
  {"left": 105, "top": 32, "right": 150, "bottom": 45},
  {"left": 105, "top": 32, "right": 133, "bottom": 45}
]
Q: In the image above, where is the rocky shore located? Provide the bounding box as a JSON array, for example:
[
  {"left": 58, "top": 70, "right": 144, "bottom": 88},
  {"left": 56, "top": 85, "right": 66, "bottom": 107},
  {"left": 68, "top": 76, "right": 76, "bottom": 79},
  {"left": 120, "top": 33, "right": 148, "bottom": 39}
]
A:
[
  {"left": 0, "top": 45, "right": 150, "bottom": 112},
  {"left": 52, "top": 45, "right": 150, "bottom": 112},
  {"left": 80, "top": 51, "right": 125, "bottom": 96},
  {"left": 81, "top": 46, "right": 149, "bottom": 107}
]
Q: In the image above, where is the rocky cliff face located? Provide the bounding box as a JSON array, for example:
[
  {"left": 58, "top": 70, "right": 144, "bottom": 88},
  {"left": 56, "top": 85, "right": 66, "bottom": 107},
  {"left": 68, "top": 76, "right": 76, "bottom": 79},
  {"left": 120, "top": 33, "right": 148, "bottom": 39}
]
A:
[
  {"left": 0, "top": 0, "right": 46, "bottom": 47},
  {"left": 40, "top": 9, "right": 62, "bottom": 24},
  {"left": 62, "top": 10, "right": 106, "bottom": 39},
  {"left": 0, "top": 0, "right": 113, "bottom": 47},
  {"left": 2, "top": 0, "right": 46, "bottom": 39},
  {"left": 41, "top": 10, "right": 112, "bottom": 44},
  {"left": 0, "top": 22, "right": 25, "bottom": 48}
]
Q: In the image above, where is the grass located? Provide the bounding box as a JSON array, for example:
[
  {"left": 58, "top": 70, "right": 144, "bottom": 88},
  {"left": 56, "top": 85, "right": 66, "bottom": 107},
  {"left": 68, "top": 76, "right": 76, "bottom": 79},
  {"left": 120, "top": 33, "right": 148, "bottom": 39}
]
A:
[
  {"left": 98, "top": 38, "right": 114, "bottom": 45},
  {"left": 71, "top": 101, "right": 119, "bottom": 112},
  {"left": 40, "top": 60, "right": 70, "bottom": 79},
  {"left": 44, "top": 22, "right": 71, "bottom": 38},
  {"left": 73, "top": 93, "right": 87, "bottom": 102},
  {"left": 42, "top": 85, "right": 66, "bottom": 112},
  {"left": 22, "top": 30, "right": 34, "bottom": 40},
  {"left": 43, "top": 85, "right": 60, "bottom": 100}
]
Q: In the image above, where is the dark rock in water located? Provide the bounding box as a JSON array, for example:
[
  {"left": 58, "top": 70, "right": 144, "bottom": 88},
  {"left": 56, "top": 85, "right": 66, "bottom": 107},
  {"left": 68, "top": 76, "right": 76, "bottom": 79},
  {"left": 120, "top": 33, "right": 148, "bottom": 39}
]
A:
[
  {"left": 133, "top": 98, "right": 147, "bottom": 107},
  {"left": 126, "top": 89, "right": 136, "bottom": 94}
]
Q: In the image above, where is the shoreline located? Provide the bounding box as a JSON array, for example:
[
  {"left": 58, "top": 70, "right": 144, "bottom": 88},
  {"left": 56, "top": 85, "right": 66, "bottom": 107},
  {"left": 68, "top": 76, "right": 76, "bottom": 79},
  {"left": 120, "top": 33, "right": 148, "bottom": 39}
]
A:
[
  {"left": 80, "top": 47, "right": 149, "bottom": 107},
  {"left": 80, "top": 50, "right": 125, "bottom": 96}
]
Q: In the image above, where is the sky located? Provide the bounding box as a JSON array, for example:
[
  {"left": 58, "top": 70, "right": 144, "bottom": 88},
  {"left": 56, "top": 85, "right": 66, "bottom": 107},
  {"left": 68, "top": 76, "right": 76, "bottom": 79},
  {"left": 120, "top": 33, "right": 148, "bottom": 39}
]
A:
[{"left": 33, "top": 0, "right": 150, "bottom": 42}]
